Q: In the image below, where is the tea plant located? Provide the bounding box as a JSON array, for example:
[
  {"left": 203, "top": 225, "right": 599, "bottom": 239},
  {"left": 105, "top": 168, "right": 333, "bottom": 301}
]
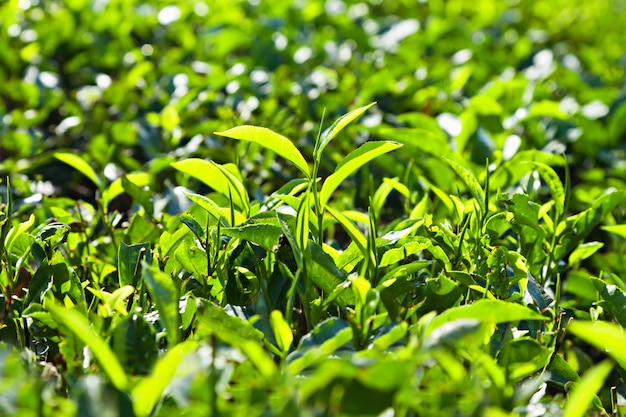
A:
[{"left": 1, "top": 0, "right": 626, "bottom": 416}]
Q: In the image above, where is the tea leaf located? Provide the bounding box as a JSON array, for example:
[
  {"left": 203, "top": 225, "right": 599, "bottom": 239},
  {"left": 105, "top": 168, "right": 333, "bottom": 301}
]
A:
[
  {"left": 215, "top": 126, "right": 310, "bottom": 178},
  {"left": 319, "top": 141, "right": 402, "bottom": 207},
  {"left": 315, "top": 103, "right": 376, "bottom": 159},
  {"left": 444, "top": 158, "right": 485, "bottom": 213},
  {"left": 183, "top": 191, "right": 245, "bottom": 226},
  {"left": 118, "top": 242, "right": 150, "bottom": 287},
  {"left": 132, "top": 341, "right": 198, "bottom": 417},
  {"left": 45, "top": 300, "right": 128, "bottom": 391},
  {"left": 569, "top": 241, "right": 603, "bottom": 265},
  {"left": 568, "top": 320, "right": 626, "bottom": 369},
  {"left": 172, "top": 159, "right": 248, "bottom": 211},
  {"left": 143, "top": 263, "right": 180, "bottom": 346},
  {"left": 563, "top": 360, "right": 612, "bottom": 417},
  {"left": 54, "top": 152, "right": 103, "bottom": 189},
  {"left": 270, "top": 310, "right": 293, "bottom": 354},
  {"left": 531, "top": 161, "right": 565, "bottom": 221},
  {"left": 591, "top": 278, "right": 626, "bottom": 327},
  {"left": 601, "top": 224, "right": 626, "bottom": 239},
  {"left": 427, "top": 299, "right": 548, "bottom": 334}
]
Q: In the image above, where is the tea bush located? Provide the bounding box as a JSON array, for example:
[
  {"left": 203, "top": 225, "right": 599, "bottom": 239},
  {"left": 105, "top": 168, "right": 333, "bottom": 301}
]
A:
[{"left": 1, "top": 0, "right": 626, "bottom": 416}]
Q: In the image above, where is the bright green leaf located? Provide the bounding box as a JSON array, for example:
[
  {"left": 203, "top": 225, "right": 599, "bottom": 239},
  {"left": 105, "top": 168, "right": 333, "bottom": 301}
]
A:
[
  {"left": 427, "top": 299, "right": 548, "bottom": 334},
  {"left": 54, "top": 152, "right": 103, "bottom": 189},
  {"left": 569, "top": 241, "right": 603, "bottom": 265},
  {"left": 132, "top": 341, "right": 198, "bottom": 417},
  {"left": 270, "top": 310, "right": 293, "bottom": 354},
  {"left": 214, "top": 126, "right": 310, "bottom": 177},
  {"left": 320, "top": 141, "right": 402, "bottom": 207},
  {"left": 316, "top": 102, "right": 376, "bottom": 159},
  {"left": 568, "top": 320, "right": 626, "bottom": 369},
  {"left": 563, "top": 360, "right": 612, "bottom": 417},
  {"left": 444, "top": 158, "right": 486, "bottom": 213},
  {"left": 45, "top": 300, "right": 128, "bottom": 391}
]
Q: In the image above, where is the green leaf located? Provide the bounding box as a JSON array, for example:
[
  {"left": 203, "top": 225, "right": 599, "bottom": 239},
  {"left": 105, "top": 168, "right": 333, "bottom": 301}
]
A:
[
  {"left": 44, "top": 300, "right": 128, "bottom": 391},
  {"left": 24, "top": 262, "right": 52, "bottom": 307},
  {"left": 183, "top": 191, "right": 246, "bottom": 226},
  {"left": 174, "top": 243, "right": 208, "bottom": 278},
  {"left": 427, "top": 299, "right": 548, "bottom": 334},
  {"left": 601, "top": 224, "right": 626, "bottom": 239},
  {"left": 132, "top": 341, "right": 198, "bottom": 417},
  {"left": 209, "top": 160, "right": 250, "bottom": 214},
  {"left": 223, "top": 223, "right": 283, "bottom": 251},
  {"left": 319, "top": 141, "right": 402, "bottom": 207},
  {"left": 296, "top": 187, "right": 311, "bottom": 253},
  {"left": 379, "top": 238, "right": 430, "bottom": 267},
  {"left": 496, "top": 339, "right": 551, "bottom": 381},
  {"left": 49, "top": 253, "right": 87, "bottom": 310},
  {"left": 528, "top": 100, "right": 568, "bottom": 120},
  {"left": 531, "top": 161, "right": 565, "bottom": 221},
  {"left": 4, "top": 213, "right": 35, "bottom": 256},
  {"left": 508, "top": 193, "right": 541, "bottom": 230},
  {"left": 270, "top": 310, "right": 293, "bottom": 354},
  {"left": 569, "top": 241, "right": 603, "bottom": 265},
  {"left": 214, "top": 125, "right": 310, "bottom": 178},
  {"left": 444, "top": 158, "right": 485, "bottom": 213},
  {"left": 161, "top": 105, "right": 180, "bottom": 132},
  {"left": 171, "top": 159, "right": 248, "bottom": 212},
  {"left": 591, "top": 278, "right": 626, "bottom": 327},
  {"left": 106, "top": 285, "right": 135, "bottom": 315},
  {"left": 568, "top": 320, "right": 626, "bottom": 369},
  {"left": 195, "top": 302, "right": 276, "bottom": 380},
  {"left": 118, "top": 242, "right": 151, "bottom": 287},
  {"left": 306, "top": 241, "right": 354, "bottom": 307},
  {"left": 287, "top": 318, "right": 354, "bottom": 375},
  {"left": 180, "top": 213, "right": 204, "bottom": 240},
  {"left": 325, "top": 205, "right": 369, "bottom": 264},
  {"left": 54, "top": 152, "right": 103, "bottom": 189},
  {"left": 315, "top": 102, "right": 376, "bottom": 159},
  {"left": 110, "top": 311, "right": 157, "bottom": 375},
  {"left": 563, "top": 360, "right": 612, "bottom": 417},
  {"left": 143, "top": 264, "right": 180, "bottom": 345},
  {"left": 121, "top": 175, "right": 154, "bottom": 214}
]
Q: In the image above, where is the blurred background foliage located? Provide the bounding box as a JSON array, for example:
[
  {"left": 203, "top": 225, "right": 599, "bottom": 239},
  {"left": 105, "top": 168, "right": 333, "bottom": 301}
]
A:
[{"left": 1, "top": 0, "right": 625, "bottom": 206}]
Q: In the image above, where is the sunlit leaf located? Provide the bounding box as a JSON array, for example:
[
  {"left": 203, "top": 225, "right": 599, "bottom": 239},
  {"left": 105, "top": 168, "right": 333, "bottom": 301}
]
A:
[
  {"left": 316, "top": 102, "right": 376, "bottom": 159},
  {"left": 427, "top": 299, "right": 548, "bottom": 334},
  {"left": 183, "top": 191, "right": 246, "bottom": 226},
  {"left": 563, "top": 360, "right": 612, "bottom": 417},
  {"left": 591, "top": 278, "right": 626, "bottom": 327},
  {"left": 45, "top": 300, "right": 128, "bottom": 391},
  {"left": 601, "top": 224, "right": 626, "bottom": 239},
  {"left": 568, "top": 320, "right": 626, "bottom": 369},
  {"left": 132, "top": 341, "right": 198, "bottom": 417},
  {"left": 531, "top": 161, "right": 565, "bottom": 221},
  {"left": 444, "top": 158, "right": 485, "bottom": 213},
  {"left": 215, "top": 126, "right": 310, "bottom": 177},
  {"left": 319, "top": 141, "right": 402, "bottom": 207},
  {"left": 172, "top": 159, "right": 248, "bottom": 211},
  {"left": 569, "top": 241, "right": 603, "bottom": 265},
  {"left": 54, "top": 152, "right": 103, "bottom": 189},
  {"left": 270, "top": 310, "right": 293, "bottom": 354}
]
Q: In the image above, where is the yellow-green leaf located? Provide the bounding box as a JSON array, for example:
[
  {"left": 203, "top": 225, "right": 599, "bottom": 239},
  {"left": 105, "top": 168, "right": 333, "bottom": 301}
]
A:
[
  {"left": 55, "top": 152, "right": 103, "bottom": 189},
  {"left": 320, "top": 141, "right": 402, "bottom": 207},
  {"left": 215, "top": 125, "right": 310, "bottom": 178}
]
